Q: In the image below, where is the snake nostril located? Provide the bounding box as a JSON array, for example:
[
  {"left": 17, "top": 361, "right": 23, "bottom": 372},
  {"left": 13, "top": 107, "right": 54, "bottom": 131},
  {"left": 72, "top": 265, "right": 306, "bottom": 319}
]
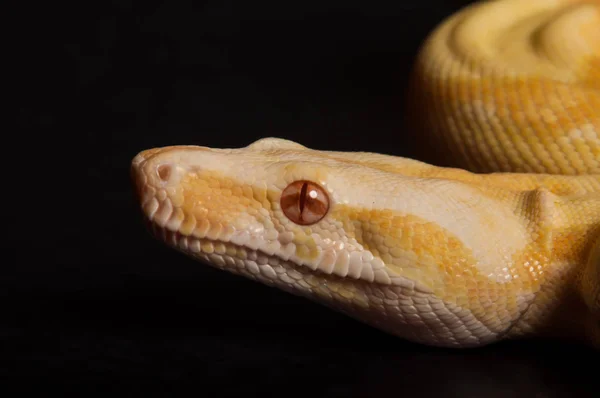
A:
[{"left": 157, "top": 164, "right": 172, "bottom": 181}]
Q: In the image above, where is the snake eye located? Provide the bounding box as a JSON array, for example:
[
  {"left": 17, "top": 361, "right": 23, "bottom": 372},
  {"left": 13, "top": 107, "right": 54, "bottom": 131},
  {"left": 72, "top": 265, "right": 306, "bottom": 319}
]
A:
[{"left": 280, "top": 180, "right": 329, "bottom": 225}]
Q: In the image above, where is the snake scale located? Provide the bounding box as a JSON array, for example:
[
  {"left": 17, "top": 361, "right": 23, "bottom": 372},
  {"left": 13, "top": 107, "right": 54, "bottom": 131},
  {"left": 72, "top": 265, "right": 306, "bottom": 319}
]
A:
[{"left": 131, "top": 0, "right": 600, "bottom": 348}]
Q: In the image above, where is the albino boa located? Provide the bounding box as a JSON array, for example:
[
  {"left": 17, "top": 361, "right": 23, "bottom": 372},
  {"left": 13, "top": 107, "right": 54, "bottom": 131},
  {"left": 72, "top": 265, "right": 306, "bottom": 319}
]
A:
[{"left": 131, "top": 0, "right": 600, "bottom": 348}]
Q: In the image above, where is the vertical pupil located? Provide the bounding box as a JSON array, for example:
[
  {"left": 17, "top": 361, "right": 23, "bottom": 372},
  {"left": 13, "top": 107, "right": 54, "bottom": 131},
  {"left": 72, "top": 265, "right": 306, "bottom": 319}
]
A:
[{"left": 299, "top": 182, "right": 308, "bottom": 216}]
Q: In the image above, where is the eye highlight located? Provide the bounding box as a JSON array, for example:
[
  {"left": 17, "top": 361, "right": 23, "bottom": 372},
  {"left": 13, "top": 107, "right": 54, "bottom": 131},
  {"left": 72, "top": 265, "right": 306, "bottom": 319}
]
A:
[{"left": 280, "top": 180, "right": 329, "bottom": 225}]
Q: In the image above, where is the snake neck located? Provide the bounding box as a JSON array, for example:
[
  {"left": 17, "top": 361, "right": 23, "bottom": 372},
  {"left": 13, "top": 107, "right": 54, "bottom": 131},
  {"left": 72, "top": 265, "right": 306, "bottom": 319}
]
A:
[{"left": 506, "top": 187, "right": 600, "bottom": 341}]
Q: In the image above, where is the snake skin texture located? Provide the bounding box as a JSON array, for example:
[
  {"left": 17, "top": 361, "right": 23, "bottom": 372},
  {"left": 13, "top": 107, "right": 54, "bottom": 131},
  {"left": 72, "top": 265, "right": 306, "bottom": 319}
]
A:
[{"left": 131, "top": 0, "right": 600, "bottom": 348}]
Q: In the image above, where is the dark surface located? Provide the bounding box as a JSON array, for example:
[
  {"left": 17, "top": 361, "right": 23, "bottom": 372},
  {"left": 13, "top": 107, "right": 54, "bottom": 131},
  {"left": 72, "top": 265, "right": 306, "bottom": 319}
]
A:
[{"left": 9, "top": 0, "right": 598, "bottom": 396}]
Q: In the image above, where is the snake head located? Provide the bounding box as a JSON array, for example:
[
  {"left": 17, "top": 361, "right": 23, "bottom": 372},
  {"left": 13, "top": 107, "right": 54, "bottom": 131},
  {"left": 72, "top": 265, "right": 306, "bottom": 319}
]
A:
[
  {"left": 131, "top": 137, "right": 548, "bottom": 347},
  {"left": 130, "top": 138, "right": 393, "bottom": 287}
]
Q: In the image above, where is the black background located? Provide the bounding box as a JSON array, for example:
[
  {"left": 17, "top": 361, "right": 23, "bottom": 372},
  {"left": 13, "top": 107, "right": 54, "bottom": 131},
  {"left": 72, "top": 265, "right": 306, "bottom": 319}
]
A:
[{"left": 8, "top": 0, "right": 598, "bottom": 396}]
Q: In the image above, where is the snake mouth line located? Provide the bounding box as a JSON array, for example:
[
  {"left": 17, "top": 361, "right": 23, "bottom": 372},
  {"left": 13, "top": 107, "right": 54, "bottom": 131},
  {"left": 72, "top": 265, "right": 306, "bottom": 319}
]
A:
[
  {"left": 142, "top": 217, "right": 360, "bottom": 289},
  {"left": 141, "top": 217, "right": 396, "bottom": 317},
  {"left": 140, "top": 216, "right": 415, "bottom": 300}
]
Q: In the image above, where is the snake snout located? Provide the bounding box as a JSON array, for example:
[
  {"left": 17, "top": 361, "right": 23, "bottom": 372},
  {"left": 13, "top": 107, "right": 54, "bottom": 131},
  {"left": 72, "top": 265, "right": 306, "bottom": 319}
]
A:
[
  {"left": 131, "top": 147, "right": 188, "bottom": 189},
  {"left": 130, "top": 149, "right": 172, "bottom": 206}
]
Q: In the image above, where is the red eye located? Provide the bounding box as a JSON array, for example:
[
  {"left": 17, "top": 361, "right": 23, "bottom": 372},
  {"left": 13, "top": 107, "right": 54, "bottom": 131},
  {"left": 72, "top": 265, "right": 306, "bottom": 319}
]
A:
[{"left": 280, "top": 180, "right": 330, "bottom": 225}]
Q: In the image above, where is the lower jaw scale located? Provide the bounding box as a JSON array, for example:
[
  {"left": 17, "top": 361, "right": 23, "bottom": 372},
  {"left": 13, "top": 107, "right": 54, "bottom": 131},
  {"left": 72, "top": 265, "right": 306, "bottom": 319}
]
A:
[{"left": 141, "top": 199, "right": 394, "bottom": 287}]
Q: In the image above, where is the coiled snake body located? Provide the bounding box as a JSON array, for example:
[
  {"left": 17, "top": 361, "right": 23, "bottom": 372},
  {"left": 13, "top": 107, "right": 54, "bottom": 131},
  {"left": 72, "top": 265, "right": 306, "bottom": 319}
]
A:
[{"left": 131, "top": 0, "right": 600, "bottom": 348}]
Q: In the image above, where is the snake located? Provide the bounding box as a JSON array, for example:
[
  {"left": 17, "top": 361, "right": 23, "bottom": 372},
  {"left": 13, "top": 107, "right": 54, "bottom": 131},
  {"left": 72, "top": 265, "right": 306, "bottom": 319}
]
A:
[{"left": 130, "top": 0, "right": 600, "bottom": 348}]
